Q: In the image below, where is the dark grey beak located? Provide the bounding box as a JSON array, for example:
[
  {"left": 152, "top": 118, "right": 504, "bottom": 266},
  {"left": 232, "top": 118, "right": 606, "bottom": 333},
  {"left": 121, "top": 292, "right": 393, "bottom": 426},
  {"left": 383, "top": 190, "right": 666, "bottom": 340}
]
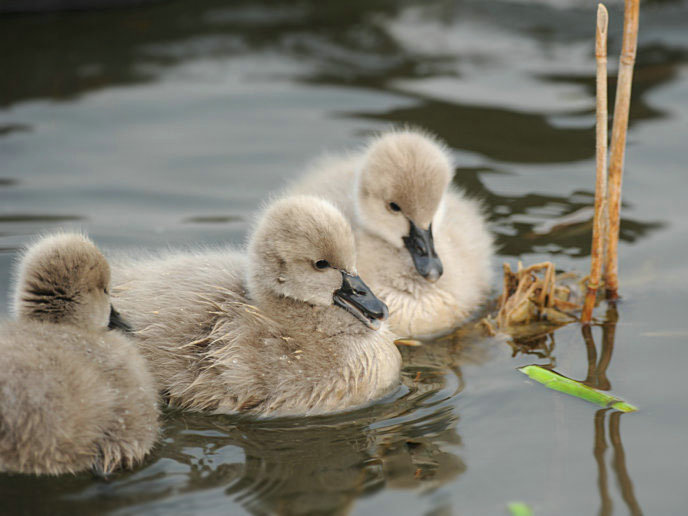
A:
[
  {"left": 403, "top": 221, "right": 443, "bottom": 282},
  {"left": 333, "top": 271, "right": 388, "bottom": 330},
  {"left": 108, "top": 305, "right": 132, "bottom": 333}
]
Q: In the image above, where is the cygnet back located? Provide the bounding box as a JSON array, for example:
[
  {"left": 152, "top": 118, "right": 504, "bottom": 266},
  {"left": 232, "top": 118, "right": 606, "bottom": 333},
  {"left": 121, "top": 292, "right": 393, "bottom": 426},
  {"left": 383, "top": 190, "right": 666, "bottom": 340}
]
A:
[{"left": 0, "top": 233, "right": 159, "bottom": 476}]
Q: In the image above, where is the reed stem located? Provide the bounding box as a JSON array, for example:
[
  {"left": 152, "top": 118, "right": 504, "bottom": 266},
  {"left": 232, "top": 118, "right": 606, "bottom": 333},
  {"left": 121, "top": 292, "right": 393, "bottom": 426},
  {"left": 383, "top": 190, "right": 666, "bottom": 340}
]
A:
[
  {"left": 582, "top": 4, "right": 609, "bottom": 324},
  {"left": 604, "top": 0, "right": 639, "bottom": 300}
]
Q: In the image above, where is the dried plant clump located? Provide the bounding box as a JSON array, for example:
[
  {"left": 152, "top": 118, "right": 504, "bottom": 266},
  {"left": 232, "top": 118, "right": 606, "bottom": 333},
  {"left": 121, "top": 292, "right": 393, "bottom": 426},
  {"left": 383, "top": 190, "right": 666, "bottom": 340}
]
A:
[{"left": 482, "top": 262, "right": 583, "bottom": 338}]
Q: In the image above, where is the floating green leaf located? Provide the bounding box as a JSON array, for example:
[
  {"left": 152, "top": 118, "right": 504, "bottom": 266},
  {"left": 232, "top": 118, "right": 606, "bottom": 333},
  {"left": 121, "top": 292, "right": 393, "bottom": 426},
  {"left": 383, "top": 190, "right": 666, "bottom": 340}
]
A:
[
  {"left": 508, "top": 502, "right": 533, "bottom": 516},
  {"left": 518, "top": 365, "right": 637, "bottom": 412}
]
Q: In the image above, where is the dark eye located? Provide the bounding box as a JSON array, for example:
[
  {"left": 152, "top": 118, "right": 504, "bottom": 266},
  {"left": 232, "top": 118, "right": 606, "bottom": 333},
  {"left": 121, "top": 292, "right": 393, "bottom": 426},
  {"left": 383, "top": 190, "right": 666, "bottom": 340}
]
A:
[
  {"left": 314, "top": 260, "right": 330, "bottom": 270},
  {"left": 103, "top": 288, "right": 109, "bottom": 295},
  {"left": 389, "top": 202, "right": 401, "bottom": 212}
]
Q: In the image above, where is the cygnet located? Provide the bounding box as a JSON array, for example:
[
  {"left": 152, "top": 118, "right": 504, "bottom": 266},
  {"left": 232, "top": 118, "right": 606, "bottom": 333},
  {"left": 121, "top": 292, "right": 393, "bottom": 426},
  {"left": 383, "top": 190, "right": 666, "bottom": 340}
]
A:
[
  {"left": 111, "top": 196, "right": 401, "bottom": 418},
  {"left": 0, "top": 233, "right": 159, "bottom": 476},
  {"left": 289, "top": 129, "right": 494, "bottom": 337}
]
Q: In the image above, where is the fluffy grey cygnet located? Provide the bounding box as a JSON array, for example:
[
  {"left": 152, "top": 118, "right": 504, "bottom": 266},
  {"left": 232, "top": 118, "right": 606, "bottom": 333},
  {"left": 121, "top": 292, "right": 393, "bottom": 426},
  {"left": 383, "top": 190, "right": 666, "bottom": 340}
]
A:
[
  {"left": 111, "top": 196, "right": 401, "bottom": 418},
  {"left": 289, "top": 129, "right": 494, "bottom": 337},
  {"left": 0, "top": 233, "right": 159, "bottom": 476}
]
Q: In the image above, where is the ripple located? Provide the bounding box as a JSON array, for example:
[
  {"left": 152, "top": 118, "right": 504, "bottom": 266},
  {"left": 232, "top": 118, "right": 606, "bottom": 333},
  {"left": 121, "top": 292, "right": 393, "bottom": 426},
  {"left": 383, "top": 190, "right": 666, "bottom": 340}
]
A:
[
  {"left": 0, "top": 214, "right": 84, "bottom": 223},
  {"left": 0, "top": 124, "right": 31, "bottom": 137},
  {"left": 183, "top": 215, "right": 243, "bottom": 224}
]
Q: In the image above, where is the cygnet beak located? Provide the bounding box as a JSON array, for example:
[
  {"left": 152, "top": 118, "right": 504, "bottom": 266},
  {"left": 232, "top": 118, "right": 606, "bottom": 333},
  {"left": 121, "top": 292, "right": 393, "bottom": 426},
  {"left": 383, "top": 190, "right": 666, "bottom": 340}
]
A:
[
  {"left": 403, "top": 220, "right": 443, "bottom": 282},
  {"left": 333, "top": 271, "right": 389, "bottom": 330},
  {"left": 108, "top": 305, "right": 133, "bottom": 333}
]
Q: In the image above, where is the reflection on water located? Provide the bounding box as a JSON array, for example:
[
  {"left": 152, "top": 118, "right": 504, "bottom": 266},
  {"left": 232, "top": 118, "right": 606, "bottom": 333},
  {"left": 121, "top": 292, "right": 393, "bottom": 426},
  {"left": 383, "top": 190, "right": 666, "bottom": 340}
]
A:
[
  {"left": 608, "top": 413, "right": 642, "bottom": 516},
  {"left": 0, "top": 0, "right": 671, "bottom": 254},
  {"left": 509, "top": 329, "right": 558, "bottom": 367},
  {"left": 594, "top": 409, "right": 643, "bottom": 516},
  {"left": 583, "top": 308, "right": 642, "bottom": 516},
  {"left": 594, "top": 410, "right": 643, "bottom": 516},
  {"left": 1, "top": 346, "right": 475, "bottom": 515},
  {"left": 451, "top": 167, "right": 662, "bottom": 257},
  {"left": 0, "top": 124, "right": 30, "bottom": 137},
  {"left": 0, "top": 215, "right": 83, "bottom": 223},
  {"left": 514, "top": 305, "right": 643, "bottom": 516},
  {"left": 353, "top": 99, "right": 596, "bottom": 164},
  {"left": 581, "top": 307, "right": 618, "bottom": 391}
]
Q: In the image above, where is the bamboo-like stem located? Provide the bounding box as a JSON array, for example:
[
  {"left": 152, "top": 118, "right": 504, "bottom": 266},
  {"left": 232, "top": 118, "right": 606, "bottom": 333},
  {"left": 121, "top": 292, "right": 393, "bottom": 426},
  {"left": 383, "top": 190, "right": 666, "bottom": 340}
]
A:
[
  {"left": 582, "top": 4, "right": 609, "bottom": 323},
  {"left": 604, "top": 0, "right": 640, "bottom": 300}
]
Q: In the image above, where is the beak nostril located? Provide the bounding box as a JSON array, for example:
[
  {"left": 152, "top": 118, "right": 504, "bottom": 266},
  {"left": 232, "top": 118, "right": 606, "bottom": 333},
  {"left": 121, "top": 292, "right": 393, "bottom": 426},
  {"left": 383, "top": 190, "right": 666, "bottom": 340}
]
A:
[
  {"left": 404, "top": 220, "right": 441, "bottom": 278},
  {"left": 334, "top": 271, "right": 387, "bottom": 329}
]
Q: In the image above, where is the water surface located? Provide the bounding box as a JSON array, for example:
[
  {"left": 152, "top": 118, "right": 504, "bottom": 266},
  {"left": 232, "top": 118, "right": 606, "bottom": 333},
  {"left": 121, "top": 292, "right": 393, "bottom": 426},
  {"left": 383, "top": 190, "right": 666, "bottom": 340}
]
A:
[{"left": 1, "top": 0, "right": 687, "bottom": 514}]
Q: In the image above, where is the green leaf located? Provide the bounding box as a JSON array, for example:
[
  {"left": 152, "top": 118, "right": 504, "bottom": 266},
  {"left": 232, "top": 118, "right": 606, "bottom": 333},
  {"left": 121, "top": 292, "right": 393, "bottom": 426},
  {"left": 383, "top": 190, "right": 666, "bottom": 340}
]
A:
[
  {"left": 518, "top": 365, "right": 637, "bottom": 412},
  {"left": 508, "top": 502, "right": 533, "bottom": 516}
]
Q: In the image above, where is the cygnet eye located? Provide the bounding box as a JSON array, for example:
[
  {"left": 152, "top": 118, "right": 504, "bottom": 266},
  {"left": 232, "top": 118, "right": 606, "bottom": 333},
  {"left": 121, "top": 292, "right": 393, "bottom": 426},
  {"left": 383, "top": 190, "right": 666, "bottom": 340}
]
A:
[
  {"left": 103, "top": 288, "right": 109, "bottom": 295},
  {"left": 314, "top": 259, "right": 330, "bottom": 270},
  {"left": 388, "top": 202, "right": 401, "bottom": 213}
]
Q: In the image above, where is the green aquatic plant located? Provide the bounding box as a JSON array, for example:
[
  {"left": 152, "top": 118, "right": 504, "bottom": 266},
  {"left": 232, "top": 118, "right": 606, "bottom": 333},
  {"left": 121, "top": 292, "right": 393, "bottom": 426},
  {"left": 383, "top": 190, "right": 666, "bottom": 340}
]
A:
[
  {"left": 518, "top": 365, "right": 637, "bottom": 412},
  {"left": 507, "top": 502, "right": 533, "bottom": 516}
]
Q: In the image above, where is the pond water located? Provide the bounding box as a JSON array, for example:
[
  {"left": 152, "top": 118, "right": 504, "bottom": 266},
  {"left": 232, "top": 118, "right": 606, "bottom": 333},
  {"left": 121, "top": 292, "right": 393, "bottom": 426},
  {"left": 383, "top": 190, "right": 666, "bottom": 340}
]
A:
[{"left": 1, "top": 0, "right": 687, "bottom": 514}]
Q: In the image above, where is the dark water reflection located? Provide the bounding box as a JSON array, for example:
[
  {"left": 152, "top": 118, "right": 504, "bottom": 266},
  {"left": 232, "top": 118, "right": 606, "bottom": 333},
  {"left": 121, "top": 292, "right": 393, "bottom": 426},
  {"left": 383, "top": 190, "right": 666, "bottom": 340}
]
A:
[
  {"left": 452, "top": 167, "right": 662, "bottom": 257},
  {"left": 508, "top": 306, "right": 644, "bottom": 515},
  {"left": 594, "top": 410, "right": 643, "bottom": 516},
  {"left": 352, "top": 99, "right": 596, "bottom": 164},
  {"left": 580, "top": 309, "right": 642, "bottom": 515},
  {"left": 0, "top": 0, "right": 674, "bottom": 254},
  {"left": 1, "top": 341, "right": 476, "bottom": 515},
  {"left": 2, "top": 0, "right": 688, "bottom": 514}
]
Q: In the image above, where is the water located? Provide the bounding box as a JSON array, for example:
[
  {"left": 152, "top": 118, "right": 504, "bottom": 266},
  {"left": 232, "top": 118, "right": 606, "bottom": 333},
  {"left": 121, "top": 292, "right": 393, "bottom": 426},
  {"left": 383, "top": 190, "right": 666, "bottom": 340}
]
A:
[{"left": 1, "top": 0, "right": 687, "bottom": 514}]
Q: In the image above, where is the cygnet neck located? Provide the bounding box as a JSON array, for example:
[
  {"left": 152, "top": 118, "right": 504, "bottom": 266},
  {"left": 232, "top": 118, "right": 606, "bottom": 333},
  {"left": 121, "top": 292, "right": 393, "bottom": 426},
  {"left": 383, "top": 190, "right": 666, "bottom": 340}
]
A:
[{"left": 249, "top": 284, "right": 370, "bottom": 339}]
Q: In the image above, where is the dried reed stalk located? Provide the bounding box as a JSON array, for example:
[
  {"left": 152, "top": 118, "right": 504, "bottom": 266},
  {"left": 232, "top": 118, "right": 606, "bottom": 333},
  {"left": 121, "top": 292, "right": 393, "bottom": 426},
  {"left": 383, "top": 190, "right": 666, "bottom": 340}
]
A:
[
  {"left": 582, "top": 4, "right": 609, "bottom": 324},
  {"left": 604, "top": 0, "right": 640, "bottom": 299}
]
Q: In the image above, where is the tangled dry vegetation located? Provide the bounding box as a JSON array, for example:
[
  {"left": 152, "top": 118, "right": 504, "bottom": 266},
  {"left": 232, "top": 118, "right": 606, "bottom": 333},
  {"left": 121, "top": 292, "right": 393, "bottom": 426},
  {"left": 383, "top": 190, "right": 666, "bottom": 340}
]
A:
[{"left": 481, "top": 262, "right": 584, "bottom": 340}]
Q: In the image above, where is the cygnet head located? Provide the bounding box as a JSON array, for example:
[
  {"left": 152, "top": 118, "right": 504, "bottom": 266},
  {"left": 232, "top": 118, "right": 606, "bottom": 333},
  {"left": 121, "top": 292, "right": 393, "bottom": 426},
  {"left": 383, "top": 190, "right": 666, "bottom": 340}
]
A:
[
  {"left": 355, "top": 130, "right": 452, "bottom": 282},
  {"left": 13, "top": 233, "right": 129, "bottom": 331},
  {"left": 248, "top": 196, "right": 389, "bottom": 330}
]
